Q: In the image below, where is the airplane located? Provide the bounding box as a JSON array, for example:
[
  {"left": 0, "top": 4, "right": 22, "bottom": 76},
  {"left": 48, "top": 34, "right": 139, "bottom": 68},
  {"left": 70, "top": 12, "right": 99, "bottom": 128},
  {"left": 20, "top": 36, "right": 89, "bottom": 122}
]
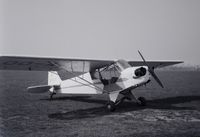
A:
[{"left": 0, "top": 51, "right": 182, "bottom": 111}]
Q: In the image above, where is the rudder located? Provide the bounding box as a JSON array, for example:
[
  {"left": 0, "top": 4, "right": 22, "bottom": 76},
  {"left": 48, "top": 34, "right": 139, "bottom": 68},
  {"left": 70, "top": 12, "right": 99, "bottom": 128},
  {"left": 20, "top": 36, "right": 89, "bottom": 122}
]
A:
[{"left": 48, "top": 71, "right": 62, "bottom": 85}]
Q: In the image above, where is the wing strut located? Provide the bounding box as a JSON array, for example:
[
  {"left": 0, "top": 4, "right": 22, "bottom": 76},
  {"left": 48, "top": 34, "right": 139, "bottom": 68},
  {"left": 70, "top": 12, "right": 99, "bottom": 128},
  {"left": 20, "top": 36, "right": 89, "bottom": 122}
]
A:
[
  {"left": 50, "top": 61, "right": 109, "bottom": 93},
  {"left": 50, "top": 71, "right": 104, "bottom": 92}
]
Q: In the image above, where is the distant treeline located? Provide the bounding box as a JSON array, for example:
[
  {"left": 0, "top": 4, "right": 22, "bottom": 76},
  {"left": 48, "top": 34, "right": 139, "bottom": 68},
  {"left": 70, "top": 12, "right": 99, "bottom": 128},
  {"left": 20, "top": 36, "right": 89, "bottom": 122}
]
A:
[{"left": 158, "top": 65, "right": 200, "bottom": 71}]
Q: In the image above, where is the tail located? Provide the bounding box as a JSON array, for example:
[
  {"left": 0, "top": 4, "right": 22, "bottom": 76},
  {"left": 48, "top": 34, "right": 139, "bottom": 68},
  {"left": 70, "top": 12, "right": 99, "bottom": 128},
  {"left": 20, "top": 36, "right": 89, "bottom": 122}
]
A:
[
  {"left": 27, "top": 71, "right": 62, "bottom": 94},
  {"left": 48, "top": 71, "right": 62, "bottom": 85},
  {"left": 27, "top": 85, "right": 53, "bottom": 93}
]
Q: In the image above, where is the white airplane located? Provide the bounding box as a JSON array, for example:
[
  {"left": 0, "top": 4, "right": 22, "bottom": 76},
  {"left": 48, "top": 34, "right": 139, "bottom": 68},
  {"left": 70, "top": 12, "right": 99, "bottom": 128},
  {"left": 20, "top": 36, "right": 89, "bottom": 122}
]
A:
[{"left": 0, "top": 51, "right": 182, "bottom": 111}]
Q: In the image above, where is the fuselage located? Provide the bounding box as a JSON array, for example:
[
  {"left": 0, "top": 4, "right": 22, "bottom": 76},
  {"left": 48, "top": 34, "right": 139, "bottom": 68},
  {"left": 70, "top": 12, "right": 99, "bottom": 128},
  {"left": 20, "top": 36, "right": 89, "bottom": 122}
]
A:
[
  {"left": 103, "top": 66, "right": 151, "bottom": 92},
  {"left": 48, "top": 65, "right": 151, "bottom": 94}
]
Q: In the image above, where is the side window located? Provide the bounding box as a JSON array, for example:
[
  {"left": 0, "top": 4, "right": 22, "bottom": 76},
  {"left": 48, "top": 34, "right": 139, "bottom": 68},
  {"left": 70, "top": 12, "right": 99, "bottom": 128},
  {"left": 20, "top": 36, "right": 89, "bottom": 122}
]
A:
[
  {"left": 92, "top": 64, "right": 121, "bottom": 80},
  {"left": 104, "top": 65, "right": 120, "bottom": 79},
  {"left": 112, "top": 66, "right": 121, "bottom": 78}
]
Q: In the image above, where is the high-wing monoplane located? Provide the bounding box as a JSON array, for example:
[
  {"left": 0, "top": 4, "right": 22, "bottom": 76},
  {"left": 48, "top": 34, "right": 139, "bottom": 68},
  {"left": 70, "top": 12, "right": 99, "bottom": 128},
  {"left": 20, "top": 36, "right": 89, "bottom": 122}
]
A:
[{"left": 0, "top": 51, "right": 182, "bottom": 111}]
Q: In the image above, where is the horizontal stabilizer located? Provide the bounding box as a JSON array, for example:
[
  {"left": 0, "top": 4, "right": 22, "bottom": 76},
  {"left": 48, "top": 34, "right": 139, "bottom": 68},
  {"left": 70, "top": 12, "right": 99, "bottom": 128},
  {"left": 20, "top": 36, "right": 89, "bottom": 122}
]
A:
[{"left": 27, "top": 85, "right": 53, "bottom": 93}]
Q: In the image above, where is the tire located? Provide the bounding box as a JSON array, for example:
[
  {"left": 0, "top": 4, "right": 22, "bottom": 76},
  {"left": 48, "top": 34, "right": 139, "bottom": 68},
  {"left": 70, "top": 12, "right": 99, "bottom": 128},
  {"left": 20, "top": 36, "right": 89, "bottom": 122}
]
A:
[
  {"left": 137, "top": 97, "right": 147, "bottom": 106},
  {"left": 107, "top": 101, "right": 116, "bottom": 112}
]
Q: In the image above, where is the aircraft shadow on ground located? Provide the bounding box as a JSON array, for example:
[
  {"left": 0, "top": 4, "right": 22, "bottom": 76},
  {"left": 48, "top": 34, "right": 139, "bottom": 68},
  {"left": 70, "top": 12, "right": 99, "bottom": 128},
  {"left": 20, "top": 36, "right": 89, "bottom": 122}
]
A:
[
  {"left": 41, "top": 96, "right": 106, "bottom": 104},
  {"left": 48, "top": 95, "right": 200, "bottom": 120}
]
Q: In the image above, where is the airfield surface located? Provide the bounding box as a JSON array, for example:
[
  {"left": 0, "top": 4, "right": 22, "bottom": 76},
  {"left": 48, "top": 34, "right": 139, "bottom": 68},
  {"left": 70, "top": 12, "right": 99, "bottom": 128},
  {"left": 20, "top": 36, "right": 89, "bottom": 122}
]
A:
[{"left": 0, "top": 70, "right": 200, "bottom": 137}]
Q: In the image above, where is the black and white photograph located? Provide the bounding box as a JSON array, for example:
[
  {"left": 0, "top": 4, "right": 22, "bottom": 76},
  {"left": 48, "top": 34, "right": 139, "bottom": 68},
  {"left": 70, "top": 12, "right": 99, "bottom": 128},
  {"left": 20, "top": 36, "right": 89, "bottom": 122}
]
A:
[{"left": 0, "top": 0, "right": 200, "bottom": 137}]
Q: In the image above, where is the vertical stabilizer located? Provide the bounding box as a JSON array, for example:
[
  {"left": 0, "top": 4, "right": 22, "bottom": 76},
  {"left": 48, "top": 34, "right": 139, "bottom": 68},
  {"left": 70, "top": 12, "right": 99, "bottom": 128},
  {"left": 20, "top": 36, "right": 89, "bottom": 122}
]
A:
[{"left": 48, "top": 71, "right": 62, "bottom": 85}]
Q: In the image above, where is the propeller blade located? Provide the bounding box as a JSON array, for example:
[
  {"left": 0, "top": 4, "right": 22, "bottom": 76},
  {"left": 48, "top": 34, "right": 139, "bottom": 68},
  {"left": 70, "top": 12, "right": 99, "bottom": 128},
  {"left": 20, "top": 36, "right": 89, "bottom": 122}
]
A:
[
  {"left": 138, "top": 50, "right": 164, "bottom": 88},
  {"left": 138, "top": 50, "right": 147, "bottom": 65},
  {"left": 148, "top": 69, "right": 164, "bottom": 88}
]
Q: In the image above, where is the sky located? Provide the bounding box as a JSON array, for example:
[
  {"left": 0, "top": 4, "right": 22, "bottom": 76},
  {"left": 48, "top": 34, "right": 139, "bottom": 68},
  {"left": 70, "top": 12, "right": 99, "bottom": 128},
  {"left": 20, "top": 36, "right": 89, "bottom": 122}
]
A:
[{"left": 1, "top": 0, "right": 200, "bottom": 65}]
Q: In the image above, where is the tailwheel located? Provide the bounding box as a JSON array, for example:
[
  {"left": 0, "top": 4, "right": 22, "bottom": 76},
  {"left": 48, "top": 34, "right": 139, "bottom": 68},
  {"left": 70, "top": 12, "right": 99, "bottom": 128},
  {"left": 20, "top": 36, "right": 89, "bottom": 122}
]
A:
[
  {"left": 106, "top": 101, "right": 116, "bottom": 112},
  {"left": 137, "top": 97, "right": 147, "bottom": 106},
  {"left": 49, "top": 92, "right": 56, "bottom": 100}
]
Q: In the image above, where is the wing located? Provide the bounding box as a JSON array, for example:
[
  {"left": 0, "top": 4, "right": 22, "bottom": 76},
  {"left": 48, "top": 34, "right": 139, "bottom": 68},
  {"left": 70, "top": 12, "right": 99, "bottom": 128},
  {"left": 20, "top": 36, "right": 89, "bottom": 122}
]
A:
[
  {"left": 0, "top": 55, "right": 114, "bottom": 72},
  {"left": 0, "top": 55, "right": 182, "bottom": 79},
  {"left": 128, "top": 61, "right": 183, "bottom": 69}
]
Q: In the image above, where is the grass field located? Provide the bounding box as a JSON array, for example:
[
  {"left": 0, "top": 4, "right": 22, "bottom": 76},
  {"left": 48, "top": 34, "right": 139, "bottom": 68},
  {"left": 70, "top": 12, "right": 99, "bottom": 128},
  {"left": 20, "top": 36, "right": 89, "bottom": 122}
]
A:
[{"left": 0, "top": 70, "right": 200, "bottom": 137}]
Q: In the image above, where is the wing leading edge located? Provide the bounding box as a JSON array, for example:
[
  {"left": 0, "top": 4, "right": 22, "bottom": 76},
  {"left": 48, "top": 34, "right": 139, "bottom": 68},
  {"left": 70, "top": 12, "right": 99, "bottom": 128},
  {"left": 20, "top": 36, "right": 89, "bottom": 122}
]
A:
[
  {"left": 0, "top": 55, "right": 183, "bottom": 73},
  {"left": 0, "top": 56, "right": 114, "bottom": 72},
  {"left": 128, "top": 61, "right": 183, "bottom": 69}
]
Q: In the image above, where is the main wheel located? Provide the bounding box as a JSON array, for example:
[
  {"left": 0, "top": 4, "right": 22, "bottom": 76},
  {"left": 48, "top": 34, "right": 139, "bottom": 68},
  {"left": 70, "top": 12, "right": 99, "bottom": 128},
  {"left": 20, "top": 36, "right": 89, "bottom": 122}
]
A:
[
  {"left": 137, "top": 97, "right": 147, "bottom": 106},
  {"left": 107, "top": 101, "right": 116, "bottom": 112}
]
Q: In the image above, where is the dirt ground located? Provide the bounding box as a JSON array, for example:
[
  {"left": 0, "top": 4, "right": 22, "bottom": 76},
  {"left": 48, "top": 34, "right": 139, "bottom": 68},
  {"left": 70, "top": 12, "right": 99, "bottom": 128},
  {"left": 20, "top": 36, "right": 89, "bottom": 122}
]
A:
[{"left": 0, "top": 70, "right": 200, "bottom": 137}]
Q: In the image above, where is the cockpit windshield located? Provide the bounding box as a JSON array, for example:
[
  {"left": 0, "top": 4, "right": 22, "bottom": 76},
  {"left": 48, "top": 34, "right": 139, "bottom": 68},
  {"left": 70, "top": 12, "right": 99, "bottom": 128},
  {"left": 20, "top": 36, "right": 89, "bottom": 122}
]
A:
[
  {"left": 99, "top": 64, "right": 120, "bottom": 79},
  {"left": 91, "top": 63, "right": 121, "bottom": 85}
]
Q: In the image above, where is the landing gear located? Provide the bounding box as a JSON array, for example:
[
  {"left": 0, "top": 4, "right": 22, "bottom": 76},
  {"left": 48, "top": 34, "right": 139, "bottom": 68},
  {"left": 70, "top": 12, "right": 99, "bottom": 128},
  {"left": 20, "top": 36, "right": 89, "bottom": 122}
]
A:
[
  {"left": 106, "top": 101, "right": 116, "bottom": 112},
  {"left": 49, "top": 92, "right": 56, "bottom": 100},
  {"left": 137, "top": 96, "right": 147, "bottom": 106},
  {"left": 106, "top": 91, "right": 147, "bottom": 111},
  {"left": 106, "top": 93, "right": 147, "bottom": 112}
]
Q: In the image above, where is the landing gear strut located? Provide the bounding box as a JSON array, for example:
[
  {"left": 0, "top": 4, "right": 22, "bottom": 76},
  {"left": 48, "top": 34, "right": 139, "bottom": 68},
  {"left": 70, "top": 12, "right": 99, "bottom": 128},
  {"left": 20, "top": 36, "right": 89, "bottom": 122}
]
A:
[
  {"left": 49, "top": 92, "right": 56, "bottom": 100},
  {"left": 106, "top": 91, "right": 147, "bottom": 112}
]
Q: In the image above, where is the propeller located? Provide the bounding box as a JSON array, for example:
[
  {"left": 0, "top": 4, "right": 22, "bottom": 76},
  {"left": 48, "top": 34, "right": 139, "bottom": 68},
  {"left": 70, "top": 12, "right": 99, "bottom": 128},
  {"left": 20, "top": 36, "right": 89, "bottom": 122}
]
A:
[{"left": 138, "top": 50, "right": 164, "bottom": 88}]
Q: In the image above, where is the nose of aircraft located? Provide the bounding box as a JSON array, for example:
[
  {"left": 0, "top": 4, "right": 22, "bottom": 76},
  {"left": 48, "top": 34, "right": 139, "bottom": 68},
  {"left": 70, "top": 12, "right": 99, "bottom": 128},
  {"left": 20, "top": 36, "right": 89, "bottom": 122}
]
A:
[
  {"left": 138, "top": 50, "right": 164, "bottom": 88},
  {"left": 134, "top": 67, "right": 147, "bottom": 77}
]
